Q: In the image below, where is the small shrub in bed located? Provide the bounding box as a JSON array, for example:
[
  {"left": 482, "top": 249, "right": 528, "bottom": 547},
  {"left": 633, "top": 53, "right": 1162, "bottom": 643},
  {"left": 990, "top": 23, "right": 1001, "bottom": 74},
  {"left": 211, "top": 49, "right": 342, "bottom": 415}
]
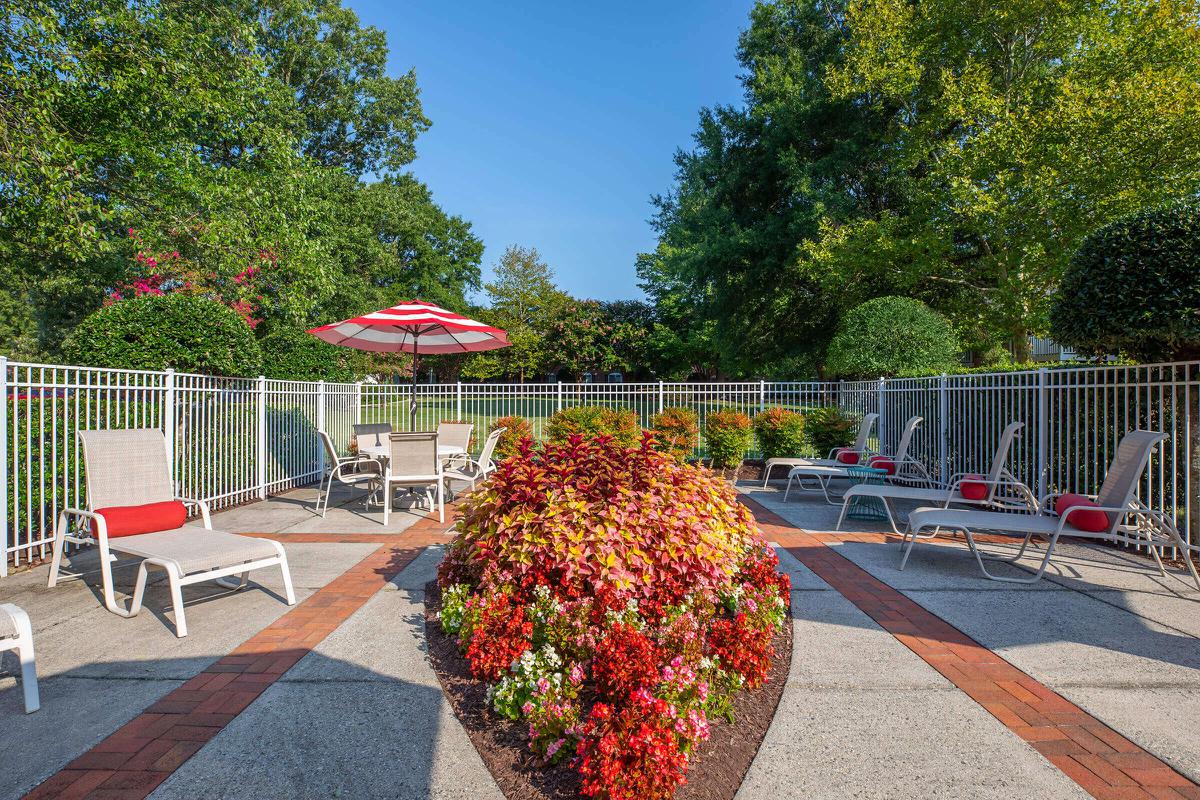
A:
[
  {"left": 437, "top": 434, "right": 791, "bottom": 799},
  {"left": 804, "top": 406, "right": 859, "bottom": 456},
  {"left": 650, "top": 406, "right": 699, "bottom": 462},
  {"left": 704, "top": 408, "right": 753, "bottom": 469},
  {"left": 752, "top": 407, "right": 808, "bottom": 460},
  {"left": 545, "top": 405, "right": 641, "bottom": 447},
  {"left": 490, "top": 415, "right": 533, "bottom": 461}
]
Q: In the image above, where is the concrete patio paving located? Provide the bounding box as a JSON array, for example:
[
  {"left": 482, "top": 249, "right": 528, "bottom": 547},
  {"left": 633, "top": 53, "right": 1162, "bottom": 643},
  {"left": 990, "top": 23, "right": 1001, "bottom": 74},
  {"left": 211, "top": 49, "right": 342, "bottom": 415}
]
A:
[{"left": 1, "top": 478, "right": 1198, "bottom": 799}]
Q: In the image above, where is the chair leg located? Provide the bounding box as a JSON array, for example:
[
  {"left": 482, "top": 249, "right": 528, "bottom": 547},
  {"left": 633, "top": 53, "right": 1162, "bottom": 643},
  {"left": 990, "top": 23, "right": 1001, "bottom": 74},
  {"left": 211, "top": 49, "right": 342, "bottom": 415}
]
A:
[
  {"left": 437, "top": 480, "right": 445, "bottom": 524},
  {"left": 784, "top": 476, "right": 793, "bottom": 502},
  {"left": 165, "top": 565, "right": 188, "bottom": 638},
  {"left": 47, "top": 512, "right": 68, "bottom": 588},
  {"left": 382, "top": 483, "right": 390, "bottom": 526},
  {"left": 275, "top": 545, "right": 296, "bottom": 605},
  {"left": 128, "top": 562, "right": 150, "bottom": 617},
  {"left": 8, "top": 608, "right": 39, "bottom": 713}
]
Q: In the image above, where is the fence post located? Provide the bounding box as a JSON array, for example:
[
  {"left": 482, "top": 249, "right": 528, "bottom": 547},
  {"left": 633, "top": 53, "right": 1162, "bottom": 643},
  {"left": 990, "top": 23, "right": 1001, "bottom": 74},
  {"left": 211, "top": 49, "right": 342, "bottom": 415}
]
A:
[
  {"left": 355, "top": 382, "right": 363, "bottom": 424},
  {"left": 163, "top": 368, "right": 176, "bottom": 482},
  {"left": 877, "top": 377, "right": 887, "bottom": 447},
  {"left": 456, "top": 382, "right": 462, "bottom": 420},
  {"left": 1037, "top": 367, "right": 1048, "bottom": 501},
  {"left": 759, "top": 380, "right": 766, "bottom": 414},
  {"left": 0, "top": 356, "right": 7, "bottom": 578},
  {"left": 316, "top": 380, "right": 326, "bottom": 475},
  {"left": 556, "top": 382, "right": 563, "bottom": 412},
  {"left": 256, "top": 375, "right": 267, "bottom": 500},
  {"left": 658, "top": 380, "right": 664, "bottom": 414},
  {"left": 938, "top": 373, "right": 948, "bottom": 484}
]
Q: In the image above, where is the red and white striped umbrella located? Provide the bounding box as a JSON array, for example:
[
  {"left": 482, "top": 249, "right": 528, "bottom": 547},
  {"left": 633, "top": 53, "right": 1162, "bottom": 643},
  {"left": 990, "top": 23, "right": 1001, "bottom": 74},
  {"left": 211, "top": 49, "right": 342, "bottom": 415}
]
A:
[
  {"left": 307, "top": 300, "right": 510, "bottom": 354},
  {"left": 308, "top": 300, "right": 509, "bottom": 429}
]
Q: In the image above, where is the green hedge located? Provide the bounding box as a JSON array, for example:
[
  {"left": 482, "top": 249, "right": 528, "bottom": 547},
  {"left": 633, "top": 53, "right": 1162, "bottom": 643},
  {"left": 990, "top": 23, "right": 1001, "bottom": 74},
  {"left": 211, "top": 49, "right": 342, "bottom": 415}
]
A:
[
  {"left": 1051, "top": 202, "right": 1200, "bottom": 361},
  {"left": 705, "top": 408, "right": 752, "bottom": 469},
  {"left": 62, "top": 294, "right": 263, "bottom": 377},
  {"left": 545, "top": 405, "right": 641, "bottom": 447},
  {"left": 752, "top": 407, "right": 807, "bottom": 460},
  {"left": 259, "top": 326, "right": 368, "bottom": 382},
  {"left": 825, "top": 296, "right": 959, "bottom": 379}
]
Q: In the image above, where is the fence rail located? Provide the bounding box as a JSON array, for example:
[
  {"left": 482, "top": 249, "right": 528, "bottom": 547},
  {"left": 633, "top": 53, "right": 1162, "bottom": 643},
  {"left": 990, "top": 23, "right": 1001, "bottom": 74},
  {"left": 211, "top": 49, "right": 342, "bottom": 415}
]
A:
[{"left": 4, "top": 358, "right": 1198, "bottom": 573}]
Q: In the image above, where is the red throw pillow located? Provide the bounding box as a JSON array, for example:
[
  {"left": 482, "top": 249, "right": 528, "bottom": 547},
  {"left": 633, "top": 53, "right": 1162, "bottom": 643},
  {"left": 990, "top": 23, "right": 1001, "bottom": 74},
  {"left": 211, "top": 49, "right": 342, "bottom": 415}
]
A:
[
  {"left": 959, "top": 474, "right": 989, "bottom": 501},
  {"left": 1053, "top": 493, "right": 1110, "bottom": 533},
  {"left": 92, "top": 501, "right": 188, "bottom": 538},
  {"left": 868, "top": 456, "right": 896, "bottom": 475},
  {"left": 834, "top": 448, "right": 860, "bottom": 465}
]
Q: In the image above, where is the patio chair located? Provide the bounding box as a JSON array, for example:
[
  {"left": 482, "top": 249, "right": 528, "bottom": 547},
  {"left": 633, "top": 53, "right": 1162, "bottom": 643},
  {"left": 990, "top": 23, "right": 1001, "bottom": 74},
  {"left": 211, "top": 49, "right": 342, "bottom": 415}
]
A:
[
  {"left": 900, "top": 430, "right": 1200, "bottom": 588},
  {"left": 836, "top": 421, "right": 1036, "bottom": 534},
  {"left": 784, "top": 416, "right": 929, "bottom": 503},
  {"left": 49, "top": 429, "right": 296, "bottom": 637},
  {"left": 762, "top": 413, "right": 878, "bottom": 487},
  {"left": 436, "top": 421, "right": 474, "bottom": 468},
  {"left": 382, "top": 431, "right": 445, "bottom": 525},
  {"left": 443, "top": 427, "right": 505, "bottom": 493},
  {"left": 352, "top": 422, "right": 392, "bottom": 451},
  {"left": 1, "top": 604, "right": 39, "bottom": 713},
  {"left": 315, "top": 430, "right": 382, "bottom": 517}
]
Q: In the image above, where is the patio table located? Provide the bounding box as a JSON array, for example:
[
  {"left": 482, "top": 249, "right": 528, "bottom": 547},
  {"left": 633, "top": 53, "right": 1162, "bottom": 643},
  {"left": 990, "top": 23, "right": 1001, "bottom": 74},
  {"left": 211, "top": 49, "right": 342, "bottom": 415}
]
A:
[{"left": 844, "top": 465, "right": 889, "bottom": 521}]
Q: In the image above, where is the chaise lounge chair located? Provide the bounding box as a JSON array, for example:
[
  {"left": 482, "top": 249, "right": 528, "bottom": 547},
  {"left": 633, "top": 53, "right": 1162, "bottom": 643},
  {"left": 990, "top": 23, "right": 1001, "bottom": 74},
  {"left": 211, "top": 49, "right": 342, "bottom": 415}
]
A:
[
  {"left": 49, "top": 429, "right": 296, "bottom": 637},
  {"left": 836, "top": 421, "right": 1036, "bottom": 534},
  {"left": 1, "top": 603, "right": 39, "bottom": 713},
  {"left": 784, "top": 416, "right": 929, "bottom": 504},
  {"left": 761, "top": 412, "right": 879, "bottom": 487},
  {"left": 900, "top": 430, "right": 1200, "bottom": 587}
]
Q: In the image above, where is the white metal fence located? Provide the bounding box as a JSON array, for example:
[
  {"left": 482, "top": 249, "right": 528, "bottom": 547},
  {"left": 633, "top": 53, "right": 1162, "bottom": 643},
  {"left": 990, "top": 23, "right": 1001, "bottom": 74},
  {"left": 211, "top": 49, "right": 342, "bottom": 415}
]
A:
[{"left": 4, "top": 358, "right": 1198, "bottom": 573}]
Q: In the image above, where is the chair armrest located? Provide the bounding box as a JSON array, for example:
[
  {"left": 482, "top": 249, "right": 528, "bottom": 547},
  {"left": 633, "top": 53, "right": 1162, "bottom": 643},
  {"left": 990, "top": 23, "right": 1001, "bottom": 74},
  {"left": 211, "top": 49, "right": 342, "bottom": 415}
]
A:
[
  {"left": 335, "top": 459, "right": 381, "bottom": 478},
  {"left": 174, "top": 497, "right": 212, "bottom": 529},
  {"left": 60, "top": 507, "right": 103, "bottom": 539}
]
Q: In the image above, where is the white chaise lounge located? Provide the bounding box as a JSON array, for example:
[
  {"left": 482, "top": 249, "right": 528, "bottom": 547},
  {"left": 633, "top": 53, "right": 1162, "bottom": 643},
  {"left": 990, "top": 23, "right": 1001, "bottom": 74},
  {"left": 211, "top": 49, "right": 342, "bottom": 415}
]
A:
[
  {"left": 901, "top": 430, "right": 1200, "bottom": 587},
  {"left": 761, "top": 412, "right": 879, "bottom": 487},
  {"left": 784, "top": 415, "right": 928, "bottom": 504},
  {"left": 49, "top": 429, "right": 296, "bottom": 637},
  {"left": 836, "top": 421, "right": 1036, "bottom": 534}
]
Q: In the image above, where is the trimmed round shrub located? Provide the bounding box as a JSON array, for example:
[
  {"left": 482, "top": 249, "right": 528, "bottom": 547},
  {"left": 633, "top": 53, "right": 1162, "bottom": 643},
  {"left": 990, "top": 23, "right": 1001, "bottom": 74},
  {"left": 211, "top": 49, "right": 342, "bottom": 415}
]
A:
[
  {"left": 804, "top": 407, "right": 860, "bottom": 457},
  {"left": 650, "top": 406, "right": 699, "bottom": 462},
  {"left": 490, "top": 415, "right": 533, "bottom": 461},
  {"left": 752, "top": 407, "right": 807, "bottom": 460},
  {"left": 545, "top": 405, "right": 641, "bottom": 447},
  {"left": 825, "top": 296, "right": 959, "bottom": 378},
  {"left": 705, "top": 408, "right": 753, "bottom": 470},
  {"left": 62, "top": 293, "right": 263, "bottom": 377},
  {"left": 1051, "top": 202, "right": 1200, "bottom": 361},
  {"left": 258, "top": 326, "right": 368, "bottom": 382}
]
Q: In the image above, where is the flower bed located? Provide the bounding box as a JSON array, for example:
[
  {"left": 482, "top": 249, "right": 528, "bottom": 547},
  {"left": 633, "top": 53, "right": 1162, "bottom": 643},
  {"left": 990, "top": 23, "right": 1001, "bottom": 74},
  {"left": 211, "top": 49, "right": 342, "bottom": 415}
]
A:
[{"left": 431, "top": 434, "right": 791, "bottom": 800}]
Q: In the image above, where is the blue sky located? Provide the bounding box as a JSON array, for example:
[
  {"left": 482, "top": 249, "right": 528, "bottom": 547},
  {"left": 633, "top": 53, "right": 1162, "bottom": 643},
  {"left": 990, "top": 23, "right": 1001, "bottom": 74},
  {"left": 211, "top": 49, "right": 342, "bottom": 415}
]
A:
[{"left": 345, "top": 0, "right": 755, "bottom": 302}]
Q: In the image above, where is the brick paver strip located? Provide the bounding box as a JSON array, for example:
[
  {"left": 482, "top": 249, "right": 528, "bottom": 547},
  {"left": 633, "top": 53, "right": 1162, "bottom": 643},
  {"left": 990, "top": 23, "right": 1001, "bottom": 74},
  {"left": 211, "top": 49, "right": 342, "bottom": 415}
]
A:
[
  {"left": 742, "top": 496, "right": 1200, "bottom": 800},
  {"left": 24, "top": 508, "right": 459, "bottom": 800}
]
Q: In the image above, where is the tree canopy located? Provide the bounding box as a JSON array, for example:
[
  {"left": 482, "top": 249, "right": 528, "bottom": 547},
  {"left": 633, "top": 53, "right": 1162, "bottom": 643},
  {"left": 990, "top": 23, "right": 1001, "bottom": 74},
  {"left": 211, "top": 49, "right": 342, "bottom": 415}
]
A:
[{"left": 643, "top": 0, "right": 1200, "bottom": 376}]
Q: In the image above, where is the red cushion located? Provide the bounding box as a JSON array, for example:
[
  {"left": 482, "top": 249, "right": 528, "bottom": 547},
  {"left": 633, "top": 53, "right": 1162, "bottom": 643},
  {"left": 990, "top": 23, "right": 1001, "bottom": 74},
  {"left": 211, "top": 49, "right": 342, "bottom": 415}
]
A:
[
  {"left": 959, "top": 474, "right": 989, "bottom": 501},
  {"left": 834, "top": 448, "right": 860, "bottom": 465},
  {"left": 92, "top": 501, "right": 188, "bottom": 538},
  {"left": 1053, "top": 493, "right": 1110, "bottom": 533},
  {"left": 868, "top": 456, "right": 896, "bottom": 475}
]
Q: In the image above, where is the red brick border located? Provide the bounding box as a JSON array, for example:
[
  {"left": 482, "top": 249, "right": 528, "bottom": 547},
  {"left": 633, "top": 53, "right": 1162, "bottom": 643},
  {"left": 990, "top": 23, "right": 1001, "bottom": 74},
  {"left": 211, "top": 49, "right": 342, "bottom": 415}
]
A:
[
  {"left": 743, "top": 497, "right": 1200, "bottom": 800},
  {"left": 24, "top": 508, "right": 459, "bottom": 800}
]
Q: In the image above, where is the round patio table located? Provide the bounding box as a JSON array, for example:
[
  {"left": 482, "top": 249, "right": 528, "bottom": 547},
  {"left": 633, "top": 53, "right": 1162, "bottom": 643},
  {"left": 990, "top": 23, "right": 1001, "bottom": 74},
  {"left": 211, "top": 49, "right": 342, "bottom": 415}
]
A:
[{"left": 844, "top": 465, "right": 889, "bottom": 521}]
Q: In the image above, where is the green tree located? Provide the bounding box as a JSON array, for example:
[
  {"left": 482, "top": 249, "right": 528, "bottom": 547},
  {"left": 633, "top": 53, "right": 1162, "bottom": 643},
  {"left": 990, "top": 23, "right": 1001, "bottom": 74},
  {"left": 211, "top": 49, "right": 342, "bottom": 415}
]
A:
[{"left": 462, "top": 246, "right": 569, "bottom": 382}]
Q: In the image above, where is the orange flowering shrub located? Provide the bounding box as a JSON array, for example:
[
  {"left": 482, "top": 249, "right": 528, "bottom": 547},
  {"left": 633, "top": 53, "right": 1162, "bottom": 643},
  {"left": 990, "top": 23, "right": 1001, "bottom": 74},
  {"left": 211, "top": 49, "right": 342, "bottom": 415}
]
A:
[
  {"left": 491, "top": 415, "right": 533, "bottom": 461},
  {"left": 650, "top": 406, "right": 699, "bottom": 462}
]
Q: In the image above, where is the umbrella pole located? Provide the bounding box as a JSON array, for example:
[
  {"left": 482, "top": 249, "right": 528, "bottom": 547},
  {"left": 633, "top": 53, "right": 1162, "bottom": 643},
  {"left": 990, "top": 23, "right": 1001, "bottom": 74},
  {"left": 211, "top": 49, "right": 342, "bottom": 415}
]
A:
[{"left": 410, "top": 337, "right": 419, "bottom": 431}]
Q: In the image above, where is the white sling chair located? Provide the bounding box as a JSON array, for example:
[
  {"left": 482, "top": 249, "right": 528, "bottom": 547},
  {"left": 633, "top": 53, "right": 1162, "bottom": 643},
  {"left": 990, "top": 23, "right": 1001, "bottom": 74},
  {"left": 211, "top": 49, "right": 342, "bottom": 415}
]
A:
[
  {"left": 836, "top": 421, "right": 1036, "bottom": 534},
  {"left": 901, "top": 430, "right": 1200, "bottom": 588},
  {"left": 382, "top": 432, "right": 445, "bottom": 525},
  {"left": 762, "top": 413, "right": 878, "bottom": 487},
  {"left": 315, "top": 430, "right": 382, "bottom": 517},
  {"left": 49, "top": 429, "right": 295, "bottom": 637},
  {"left": 1, "top": 604, "right": 39, "bottom": 713},
  {"left": 784, "top": 416, "right": 928, "bottom": 504},
  {"left": 443, "top": 427, "right": 505, "bottom": 494}
]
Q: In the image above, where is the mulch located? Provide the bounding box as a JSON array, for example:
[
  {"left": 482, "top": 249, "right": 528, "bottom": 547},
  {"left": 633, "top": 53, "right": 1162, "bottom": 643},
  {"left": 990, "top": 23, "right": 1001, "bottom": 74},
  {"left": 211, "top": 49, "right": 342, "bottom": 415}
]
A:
[{"left": 424, "top": 581, "right": 793, "bottom": 800}]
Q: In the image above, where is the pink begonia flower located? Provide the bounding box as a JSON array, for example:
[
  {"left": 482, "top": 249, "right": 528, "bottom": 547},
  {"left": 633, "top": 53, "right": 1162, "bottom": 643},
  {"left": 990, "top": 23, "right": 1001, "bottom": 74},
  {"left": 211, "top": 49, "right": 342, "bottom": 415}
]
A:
[
  {"left": 546, "top": 738, "right": 565, "bottom": 759},
  {"left": 521, "top": 701, "right": 534, "bottom": 716}
]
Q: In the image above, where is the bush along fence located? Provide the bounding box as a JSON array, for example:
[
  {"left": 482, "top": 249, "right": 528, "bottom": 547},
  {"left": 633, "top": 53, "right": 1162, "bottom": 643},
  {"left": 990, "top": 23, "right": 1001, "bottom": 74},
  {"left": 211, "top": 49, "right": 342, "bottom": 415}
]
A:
[{"left": 3, "top": 358, "right": 1199, "bottom": 572}]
